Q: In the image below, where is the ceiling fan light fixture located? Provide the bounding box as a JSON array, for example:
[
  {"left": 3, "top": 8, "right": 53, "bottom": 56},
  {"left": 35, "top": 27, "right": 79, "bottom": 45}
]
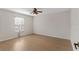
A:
[
  {"left": 32, "top": 14, "right": 38, "bottom": 16},
  {"left": 32, "top": 13, "right": 38, "bottom": 16}
]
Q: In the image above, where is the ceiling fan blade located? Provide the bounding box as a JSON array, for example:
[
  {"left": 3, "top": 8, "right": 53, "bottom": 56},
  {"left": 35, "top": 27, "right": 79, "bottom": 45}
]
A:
[{"left": 37, "top": 11, "right": 42, "bottom": 13}]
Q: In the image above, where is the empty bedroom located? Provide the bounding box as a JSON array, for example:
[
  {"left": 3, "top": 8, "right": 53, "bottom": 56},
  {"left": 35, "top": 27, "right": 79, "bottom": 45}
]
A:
[{"left": 0, "top": 8, "right": 78, "bottom": 51}]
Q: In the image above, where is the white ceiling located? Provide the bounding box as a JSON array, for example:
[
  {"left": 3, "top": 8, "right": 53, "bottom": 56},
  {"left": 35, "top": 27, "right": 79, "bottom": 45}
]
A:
[{"left": 3, "top": 8, "right": 70, "bottom": 16}]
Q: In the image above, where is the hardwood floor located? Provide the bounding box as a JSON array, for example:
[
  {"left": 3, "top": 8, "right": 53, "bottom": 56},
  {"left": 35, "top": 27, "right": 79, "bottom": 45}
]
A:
[{"left": 0, "top": 34, "right": 73, "bottom": 51}]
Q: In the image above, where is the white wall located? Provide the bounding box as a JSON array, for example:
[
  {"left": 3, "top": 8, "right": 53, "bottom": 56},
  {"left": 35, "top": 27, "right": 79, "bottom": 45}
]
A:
[
  {"left": 0, "top": 9, "right": 33, "bottom": 41},
  {"left": 33, "top": 11, "right": 70, "bottom": 39},
  {"left": 71, "top": 9, "right": 79, "bottom": 51}
]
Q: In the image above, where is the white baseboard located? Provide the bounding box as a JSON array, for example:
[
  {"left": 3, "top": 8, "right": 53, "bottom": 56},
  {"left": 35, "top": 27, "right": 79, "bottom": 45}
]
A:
[
  {"left": 0, "top": 33, "right": 32, "bottom": 42},
  {"left": 0, "top": 35, "right": 17, "bottom": 42},
  {"left": 33, "top": 33, "right": 70, "bottom": 40}
]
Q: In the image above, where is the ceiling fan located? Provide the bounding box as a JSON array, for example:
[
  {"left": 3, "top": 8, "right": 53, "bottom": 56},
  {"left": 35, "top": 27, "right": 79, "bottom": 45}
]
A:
[{"left": 32, "top": 8, "right": 42, "bottom": 15}]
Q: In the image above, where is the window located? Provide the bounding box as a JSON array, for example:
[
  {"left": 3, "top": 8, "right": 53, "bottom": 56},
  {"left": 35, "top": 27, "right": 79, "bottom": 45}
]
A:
[
  {"left": 15, "top": 17, "right": 24, "bottom": 33},
  {"left": 15, "top": 17, "right": 24, "bottom": 25}
]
